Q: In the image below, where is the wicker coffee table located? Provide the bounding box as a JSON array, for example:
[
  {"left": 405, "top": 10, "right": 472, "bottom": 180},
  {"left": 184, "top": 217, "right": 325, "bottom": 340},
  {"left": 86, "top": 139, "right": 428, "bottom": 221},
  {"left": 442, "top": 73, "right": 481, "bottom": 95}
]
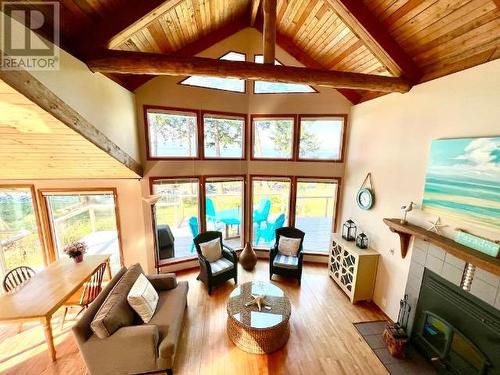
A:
[{"left": 226, "top": 281, "right": 291, "bottom": 354}]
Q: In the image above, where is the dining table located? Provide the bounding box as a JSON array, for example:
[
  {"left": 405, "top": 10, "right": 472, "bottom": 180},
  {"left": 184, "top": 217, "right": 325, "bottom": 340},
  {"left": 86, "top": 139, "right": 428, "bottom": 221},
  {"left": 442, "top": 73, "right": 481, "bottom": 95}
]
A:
[{"left": 0, "top": 254, "right": 111, "bottom": 362}]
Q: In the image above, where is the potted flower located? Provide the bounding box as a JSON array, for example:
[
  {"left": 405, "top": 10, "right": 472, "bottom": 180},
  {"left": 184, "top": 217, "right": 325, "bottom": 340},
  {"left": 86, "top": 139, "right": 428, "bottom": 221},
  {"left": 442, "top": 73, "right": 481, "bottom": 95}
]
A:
[{"left": 63, "top": 241, "right": 87, "bottom": 263}]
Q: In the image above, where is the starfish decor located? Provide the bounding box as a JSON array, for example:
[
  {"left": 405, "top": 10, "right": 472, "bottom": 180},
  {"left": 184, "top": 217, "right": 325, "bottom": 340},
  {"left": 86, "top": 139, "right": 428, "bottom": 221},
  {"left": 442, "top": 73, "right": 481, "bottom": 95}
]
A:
[
  {"left": 245, "top": 294, "right": 272, "bottom": 311},
  {"left": 427, "top": 217, "right": 448, "bottom": 234}
]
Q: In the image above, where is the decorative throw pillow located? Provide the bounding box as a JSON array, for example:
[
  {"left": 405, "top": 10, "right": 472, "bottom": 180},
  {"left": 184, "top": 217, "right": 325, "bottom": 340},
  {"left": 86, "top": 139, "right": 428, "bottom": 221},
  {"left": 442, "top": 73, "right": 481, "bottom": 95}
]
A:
[
  {"left": 199, "top": 238, "right": 223, "bottom": 262},
  {"left": 127, "top": 273, "right": 159, "bottom": 323},
  {"left": 90, "top": 263, "right": 143, "bottom": 339},
  {"left": 278, "top": 236, "right": 301, "bottom": 257}
]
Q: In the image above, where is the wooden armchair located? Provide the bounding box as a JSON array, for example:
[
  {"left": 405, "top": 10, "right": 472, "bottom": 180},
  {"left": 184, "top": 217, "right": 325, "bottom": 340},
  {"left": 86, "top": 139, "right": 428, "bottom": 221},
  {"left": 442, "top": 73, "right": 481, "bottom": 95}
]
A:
[
  {"left": 270, "top": 227, "right": 305, "bottom": 285},
  {"left": 3, "top": 266, "right": 36, "bottom": 332},
  {"left": 194, "top": 231, "right": 237, "bottom": 295}
]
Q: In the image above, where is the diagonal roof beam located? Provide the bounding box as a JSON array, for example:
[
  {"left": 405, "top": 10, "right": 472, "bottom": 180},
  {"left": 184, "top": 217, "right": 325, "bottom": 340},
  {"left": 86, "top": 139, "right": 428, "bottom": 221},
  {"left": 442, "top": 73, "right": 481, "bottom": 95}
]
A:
[
  {"left": 74, "top": 0, "right": 183, "bottom": 55},
  {"left": 326, "top": 0, "right": 421, "bottom": 82},
  {"left": 250, "top": 0, "right": 261, "bottom": 26}
]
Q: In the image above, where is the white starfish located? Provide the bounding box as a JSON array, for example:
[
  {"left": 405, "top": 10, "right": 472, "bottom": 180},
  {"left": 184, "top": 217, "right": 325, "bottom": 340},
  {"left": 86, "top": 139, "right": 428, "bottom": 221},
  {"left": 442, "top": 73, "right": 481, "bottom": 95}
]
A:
[
  {"left": 245, "top": 294, "right": 271, "bottom": 311},
  {"left": 427, "top": 217, "right": 448, "bottom": 234}
]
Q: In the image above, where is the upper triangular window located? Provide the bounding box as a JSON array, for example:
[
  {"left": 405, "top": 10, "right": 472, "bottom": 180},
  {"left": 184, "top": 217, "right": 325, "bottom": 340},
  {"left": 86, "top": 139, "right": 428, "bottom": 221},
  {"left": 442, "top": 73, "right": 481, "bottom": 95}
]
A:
[
  {"left": 253, "top": 55, "right": 316, "bottom": 94},
  {"left": 179, "top": 52, "right": 246, "bottom": 93}
]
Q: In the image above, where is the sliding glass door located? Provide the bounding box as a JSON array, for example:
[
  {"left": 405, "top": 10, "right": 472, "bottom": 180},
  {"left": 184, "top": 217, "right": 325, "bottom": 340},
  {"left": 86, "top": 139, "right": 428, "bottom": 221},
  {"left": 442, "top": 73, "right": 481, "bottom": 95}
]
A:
[
  {"left": 251, "top": 177, "right": 291, "bottom": 247},
  {"left": 205, "top": 177, "right": 244, "bottom": 248},
  {"left": 0, "top": 187, "right": 44, "bottom": 279},
  {"left": 44, "top": 191, "right": 122, "bottom": 275},
  {"left": 294, "top": 179, "right": 337, "bottom": 252},
  {"left": 152, "top": 179, "right": 200, "bottom": 260}
]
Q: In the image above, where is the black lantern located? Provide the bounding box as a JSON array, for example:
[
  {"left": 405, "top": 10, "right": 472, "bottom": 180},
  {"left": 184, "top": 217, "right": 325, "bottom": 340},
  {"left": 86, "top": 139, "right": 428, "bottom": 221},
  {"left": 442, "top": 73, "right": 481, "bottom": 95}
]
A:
[
  {"left": 356, "top": 233, "right": 369, "bottom": 249},
  {"left": 342, "top": 219, "right": 357, "bottom": 241}
]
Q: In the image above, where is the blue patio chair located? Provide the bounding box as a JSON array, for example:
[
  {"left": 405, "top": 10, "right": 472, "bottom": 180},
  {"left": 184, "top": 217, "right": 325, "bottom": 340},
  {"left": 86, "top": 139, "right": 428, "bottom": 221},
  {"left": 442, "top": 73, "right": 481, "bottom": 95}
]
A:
[
  {"left": 188, "top": 216, "right": 199, "bottom": 252},
  {"left": 253, "top": 198, "right": 271, "bottom": 228},
  {"left": 206, "top": 198, "right": 218, "bottom": 223},
  {"left": 255, "top": 213, "right": 285, "bottom": 245}
]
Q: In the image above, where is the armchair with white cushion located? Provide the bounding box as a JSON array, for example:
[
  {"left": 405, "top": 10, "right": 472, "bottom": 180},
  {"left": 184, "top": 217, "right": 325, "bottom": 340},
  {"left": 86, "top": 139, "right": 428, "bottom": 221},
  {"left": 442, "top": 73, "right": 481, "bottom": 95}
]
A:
[{"left": 270, "top": 227, "right": 305, "bottom": 285}]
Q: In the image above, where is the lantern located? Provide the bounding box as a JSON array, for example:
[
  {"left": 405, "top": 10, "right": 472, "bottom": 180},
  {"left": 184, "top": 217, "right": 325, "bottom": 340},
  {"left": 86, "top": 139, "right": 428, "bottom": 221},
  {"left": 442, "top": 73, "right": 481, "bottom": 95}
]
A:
[
  {"left": 342, "top": 219, "right": 357, "bottom": 241},
  {"left": 356, "top": 233, "right": 369, "bottom": 249}
]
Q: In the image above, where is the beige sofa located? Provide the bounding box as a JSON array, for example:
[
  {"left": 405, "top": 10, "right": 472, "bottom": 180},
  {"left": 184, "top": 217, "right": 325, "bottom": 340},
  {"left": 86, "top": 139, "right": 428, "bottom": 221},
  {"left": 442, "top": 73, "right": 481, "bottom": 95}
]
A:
[{"left": 72, "top": 265, "right": 188, "bottom": 375}]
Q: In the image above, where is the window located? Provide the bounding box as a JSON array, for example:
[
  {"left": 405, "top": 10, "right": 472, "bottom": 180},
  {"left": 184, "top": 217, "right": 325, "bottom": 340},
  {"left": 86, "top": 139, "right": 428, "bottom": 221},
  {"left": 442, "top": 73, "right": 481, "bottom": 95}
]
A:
[
  {"left": 252, "top": 116, "right": 294, "bottom": 159},
  {"left": 0, "top": 187, "right": 44, "bottom": 278},
  {"left": 294, "top": 180, "right": 337, "bottom": 252},
  {"left": 205, "top": 178, "right": 244, "bottom": 248},
  {"left": 44, "top": 192, "right": 122, "bottom": 275},
  {"left": 251, "top": 177, "right": 291, "bottom": 247},
  {"left": 179, "top": 52, "right": 246, "bottom": 93},
  {"left": 146, "top": 108, "right": 198, "bottom": 158},
  {"left": 203, "top": 112, "right": 245, "bottom": 159},
  {"left": 254, "top": 55, "right": 316, "bottom": 94},
  {"left": 152, "top": 179, "right": 200, "bottom": 260},
  {"left": 298, "top": 116, "right": 345, "bottom": 161}
]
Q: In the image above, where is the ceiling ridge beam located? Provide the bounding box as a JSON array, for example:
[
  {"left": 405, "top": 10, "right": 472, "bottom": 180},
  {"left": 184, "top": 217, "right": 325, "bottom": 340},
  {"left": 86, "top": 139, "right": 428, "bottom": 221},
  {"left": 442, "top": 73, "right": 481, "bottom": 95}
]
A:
[
  {"left": 325, "top": 0, "right": 421, "bottom": 82},
  {"left": 0, "top": 65, "right": 143, "bottom": 177},
  {"left": 86, "top": 50, "right": 412, "bottom": 93}
]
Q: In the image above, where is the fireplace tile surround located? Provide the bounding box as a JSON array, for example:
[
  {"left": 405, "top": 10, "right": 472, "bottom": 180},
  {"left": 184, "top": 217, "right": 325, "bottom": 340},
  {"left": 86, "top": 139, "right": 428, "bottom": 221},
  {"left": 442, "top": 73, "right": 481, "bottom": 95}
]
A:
[{"left": 405, "top": 238, "right": 500, "bottom": 333}]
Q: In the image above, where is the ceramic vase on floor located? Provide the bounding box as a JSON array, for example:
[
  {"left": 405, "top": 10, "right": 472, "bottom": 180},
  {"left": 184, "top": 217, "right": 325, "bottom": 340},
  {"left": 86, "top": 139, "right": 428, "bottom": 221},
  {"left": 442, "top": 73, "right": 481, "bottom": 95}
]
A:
[{"left": 239, "top": 242, "right": 257, "bottom": 271}]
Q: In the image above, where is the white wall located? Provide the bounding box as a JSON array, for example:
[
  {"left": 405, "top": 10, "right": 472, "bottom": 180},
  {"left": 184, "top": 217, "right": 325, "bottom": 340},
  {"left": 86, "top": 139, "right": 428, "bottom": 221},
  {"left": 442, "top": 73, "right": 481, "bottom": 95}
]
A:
[
  {"left": 2, "top": 12, "right": 141, "bottom": 162},
  {"left": 341, "top": 59, "right": 500, "bottom": 320}
]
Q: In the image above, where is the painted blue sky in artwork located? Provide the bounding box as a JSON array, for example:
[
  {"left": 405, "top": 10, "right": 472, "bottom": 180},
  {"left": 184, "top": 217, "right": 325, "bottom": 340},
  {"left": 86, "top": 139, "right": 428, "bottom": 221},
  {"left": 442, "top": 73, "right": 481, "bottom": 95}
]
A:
[{"left": 427, "top": 137, "right": 500, "bottom": 183}]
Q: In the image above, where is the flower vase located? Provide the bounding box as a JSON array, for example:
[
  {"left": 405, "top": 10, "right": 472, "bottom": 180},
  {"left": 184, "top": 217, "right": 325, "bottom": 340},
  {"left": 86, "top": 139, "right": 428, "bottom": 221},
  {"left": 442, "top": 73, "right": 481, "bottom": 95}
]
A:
[
  {"left": 239, "top": 242, "right": 257, "bottom": 271},
  {"left": 74, "top": 254, "right": 84, "bottom": 263}
]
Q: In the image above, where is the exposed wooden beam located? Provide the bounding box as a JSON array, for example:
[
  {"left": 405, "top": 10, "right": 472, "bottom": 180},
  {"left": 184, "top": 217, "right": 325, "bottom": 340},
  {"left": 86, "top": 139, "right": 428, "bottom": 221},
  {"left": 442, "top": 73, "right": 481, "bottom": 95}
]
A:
[
  {"left": 0, "top": 67, "right": 143, "bottom": 177},
  {"left": 250, "top": 0, "right": 261, "bottom": 26},
  {"left": 73, "top": 0, "right": 182, "bottom": 55},
  {"left": 86, "top": 51, "right": 411, "bottom": 93},
  {"left": 326, "top": 0, "right": 421, "bottom": 82},
  {"left": 263, "top": 0, "right": 277, "bottom": 64}
]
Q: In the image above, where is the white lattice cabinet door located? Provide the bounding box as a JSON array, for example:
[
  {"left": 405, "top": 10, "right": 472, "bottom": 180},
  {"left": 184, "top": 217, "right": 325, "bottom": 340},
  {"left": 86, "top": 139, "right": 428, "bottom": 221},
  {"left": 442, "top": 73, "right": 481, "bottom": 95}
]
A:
[{"left": 328, "top": 233, "right": 379, "bottom": 303}]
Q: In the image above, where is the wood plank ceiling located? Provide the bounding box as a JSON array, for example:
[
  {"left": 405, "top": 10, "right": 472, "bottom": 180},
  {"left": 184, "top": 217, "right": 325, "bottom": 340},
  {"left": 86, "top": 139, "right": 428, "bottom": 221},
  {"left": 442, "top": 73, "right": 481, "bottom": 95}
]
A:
[
  {"left": 0, "top": 80, "right": 139, "bottom": 179},
  {"left": 10, "top": 0, "right": 500, "bottom": 102}
]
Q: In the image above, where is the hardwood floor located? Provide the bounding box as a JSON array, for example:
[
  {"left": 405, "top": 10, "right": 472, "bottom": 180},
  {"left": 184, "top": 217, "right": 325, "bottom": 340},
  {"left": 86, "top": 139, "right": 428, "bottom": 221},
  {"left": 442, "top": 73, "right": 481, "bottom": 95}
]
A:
[{"left": 0, "top": 261, "right": 388, "bottom": 375}]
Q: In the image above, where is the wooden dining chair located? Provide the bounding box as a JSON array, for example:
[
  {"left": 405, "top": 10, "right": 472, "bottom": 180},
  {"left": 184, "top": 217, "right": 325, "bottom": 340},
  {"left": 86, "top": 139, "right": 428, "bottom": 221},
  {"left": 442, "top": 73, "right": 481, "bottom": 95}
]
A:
[
  {"left": 3, "top": 266, "right": 36, "bottom": 332},
  {"left": 60, "top": 262, "right": 107, "bottom": 329}
]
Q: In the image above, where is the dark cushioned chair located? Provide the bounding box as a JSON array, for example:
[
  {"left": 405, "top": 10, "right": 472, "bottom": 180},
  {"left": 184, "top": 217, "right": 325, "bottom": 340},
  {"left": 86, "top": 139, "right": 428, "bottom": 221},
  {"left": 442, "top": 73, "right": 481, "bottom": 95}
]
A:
[
  {"left": 157, "top": 224, "right": 175, "bottom": 260},
  {"left": 270, "top": 227, "right": 305, "bottom": 285},
  {"left": 194, "top": 231, "right": 237, "bottom": 295}
]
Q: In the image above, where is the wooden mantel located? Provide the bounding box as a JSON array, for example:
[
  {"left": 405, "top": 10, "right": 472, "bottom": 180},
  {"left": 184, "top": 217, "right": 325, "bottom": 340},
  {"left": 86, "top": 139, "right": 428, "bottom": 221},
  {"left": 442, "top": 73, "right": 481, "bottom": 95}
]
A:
[{"left": 383, "top": 218, "right": 500, "bottom": 277}]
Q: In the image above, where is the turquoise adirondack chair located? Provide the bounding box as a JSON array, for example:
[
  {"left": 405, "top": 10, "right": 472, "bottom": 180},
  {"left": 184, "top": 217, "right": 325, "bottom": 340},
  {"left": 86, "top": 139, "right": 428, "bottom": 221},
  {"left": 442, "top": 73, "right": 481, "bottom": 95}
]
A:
[
  {"left": 206, "top": 198, "right": 218, "bottom": 223},
  {"left": 255, "top": 213, "right": 285, "bottom": 245},
  {"left": 253, "top": 198, "right": 271, "bottom": 228},
  {"left": 188, "top": 216, "right": 199, "bottom": 252}
]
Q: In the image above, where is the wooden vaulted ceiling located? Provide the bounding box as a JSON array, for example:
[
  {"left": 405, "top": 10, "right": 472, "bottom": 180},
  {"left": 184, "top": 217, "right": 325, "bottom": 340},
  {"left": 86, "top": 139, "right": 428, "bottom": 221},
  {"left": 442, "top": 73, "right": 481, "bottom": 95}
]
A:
[{"left": 10, "top": 0, "right": 500, "bottom": 102}]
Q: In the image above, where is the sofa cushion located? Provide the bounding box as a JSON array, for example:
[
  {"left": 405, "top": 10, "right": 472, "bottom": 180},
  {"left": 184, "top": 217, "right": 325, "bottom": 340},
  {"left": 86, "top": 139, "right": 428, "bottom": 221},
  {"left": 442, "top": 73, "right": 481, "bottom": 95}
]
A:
[
  {"left": 199, "top": 237, "right": 222, "bottom": 262},
  {"left": 127, "top": 273, "right": 159, "bottom": 323},
  {"left": 149, "top": 280, "right": 188, "bottom": 363},
  {"left": 209, "top": 257, "right": 234, "bottom": 276},
  {"left": 274, "top": 254, "right": 299, "bottom": 269},
  {"left": 90, "top": 263, "right": 143, "bottom": 338},
  {"left": 278, "top": 236, "right": 301, "bottom": 256}
]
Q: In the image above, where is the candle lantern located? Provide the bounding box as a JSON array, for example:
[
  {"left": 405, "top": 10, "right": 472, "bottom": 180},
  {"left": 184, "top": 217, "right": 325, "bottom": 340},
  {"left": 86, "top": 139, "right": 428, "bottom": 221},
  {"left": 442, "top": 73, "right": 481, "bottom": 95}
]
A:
[
  {"left": 356, "top": 233, "right": 369, "bottom": 249},
  {"left": 342, "top": 219, "right": 357, "bottom": 241}
]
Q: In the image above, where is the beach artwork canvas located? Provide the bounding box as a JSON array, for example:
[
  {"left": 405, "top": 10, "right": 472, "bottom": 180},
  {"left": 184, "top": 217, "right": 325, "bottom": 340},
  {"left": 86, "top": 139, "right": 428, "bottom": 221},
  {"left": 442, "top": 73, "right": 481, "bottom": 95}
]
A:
[{"left": 422, "top": 137, "right": 500, "bottom": 231}]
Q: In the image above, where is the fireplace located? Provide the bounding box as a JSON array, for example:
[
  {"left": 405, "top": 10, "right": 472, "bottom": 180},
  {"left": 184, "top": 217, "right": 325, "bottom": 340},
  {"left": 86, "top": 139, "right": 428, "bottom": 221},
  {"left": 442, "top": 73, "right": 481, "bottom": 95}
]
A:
[{"left": 412, "top": 269, "right": 500, "bottom": 374}]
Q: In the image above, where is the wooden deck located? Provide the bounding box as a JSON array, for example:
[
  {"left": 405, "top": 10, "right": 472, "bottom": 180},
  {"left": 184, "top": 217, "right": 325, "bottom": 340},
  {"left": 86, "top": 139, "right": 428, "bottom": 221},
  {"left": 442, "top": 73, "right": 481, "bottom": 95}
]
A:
[{"left": 0, "top": 261, "right": 387, "bottom": 375}]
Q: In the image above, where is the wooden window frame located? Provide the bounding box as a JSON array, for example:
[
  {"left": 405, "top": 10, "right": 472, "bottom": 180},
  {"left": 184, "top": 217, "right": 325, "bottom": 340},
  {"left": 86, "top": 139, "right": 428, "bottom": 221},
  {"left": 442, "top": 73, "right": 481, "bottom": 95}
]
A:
[
  {"left": 149, "top": 175, "right": 247, "bottom": 268},
  {"left": 297, "top": 114, "right": 348, "bottom": 163},
  {"left": 250, "top": 114, "right": 297, "bottom": 161},
  {"left": 144, "top": 105, "right": 202, "bottom": 161},
  {"left": 201, "top": 111, "right": 248, "bottom": 160},
  {"left": 177, "top": 51, "right": 247, "bottom": 94},
  {"left": 252, "top": 54, "right": 318, "bottom": 95},
  {"left": 37, "top": 188, "right": 125, "bottom": 267},
  {"left": 0, "top": 184, "right": 48, "bottom": 269}
]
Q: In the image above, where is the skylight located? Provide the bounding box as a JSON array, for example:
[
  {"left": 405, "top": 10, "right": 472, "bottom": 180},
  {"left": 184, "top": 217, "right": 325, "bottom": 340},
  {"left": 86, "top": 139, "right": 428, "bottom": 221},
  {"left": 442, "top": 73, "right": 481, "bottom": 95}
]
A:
[
  {"left": 254, "top": 55, "right": 316, "bottom": 94},
  {"left": 179, "top": 52, "right": 246, "bottom": 93}
]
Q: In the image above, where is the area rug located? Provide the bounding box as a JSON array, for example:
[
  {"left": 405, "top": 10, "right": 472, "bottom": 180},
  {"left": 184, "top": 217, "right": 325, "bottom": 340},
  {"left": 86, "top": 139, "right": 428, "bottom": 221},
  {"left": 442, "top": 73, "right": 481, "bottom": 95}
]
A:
[{"left": 353, "top": 321, "right": 437, "bottom": 375}]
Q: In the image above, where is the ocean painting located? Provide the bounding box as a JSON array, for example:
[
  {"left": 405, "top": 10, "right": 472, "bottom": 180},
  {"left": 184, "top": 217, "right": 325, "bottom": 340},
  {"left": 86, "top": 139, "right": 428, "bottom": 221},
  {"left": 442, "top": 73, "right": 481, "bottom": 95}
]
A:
[{"left": 422, "top": 137, "right": 500, "bottom": 231}]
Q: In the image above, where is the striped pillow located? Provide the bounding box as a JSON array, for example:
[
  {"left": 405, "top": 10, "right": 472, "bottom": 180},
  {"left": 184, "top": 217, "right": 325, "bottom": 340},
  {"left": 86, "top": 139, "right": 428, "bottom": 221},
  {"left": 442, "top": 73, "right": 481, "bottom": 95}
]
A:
[{"left": 127, "top": 273, "right": 159, "bottom": 323}]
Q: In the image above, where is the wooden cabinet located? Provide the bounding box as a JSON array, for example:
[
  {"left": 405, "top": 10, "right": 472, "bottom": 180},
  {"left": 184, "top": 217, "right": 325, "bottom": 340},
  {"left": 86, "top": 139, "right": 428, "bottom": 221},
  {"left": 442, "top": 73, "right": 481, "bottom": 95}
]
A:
[{"left": 328, "top": 233, "right": 379, "bottom": 303}]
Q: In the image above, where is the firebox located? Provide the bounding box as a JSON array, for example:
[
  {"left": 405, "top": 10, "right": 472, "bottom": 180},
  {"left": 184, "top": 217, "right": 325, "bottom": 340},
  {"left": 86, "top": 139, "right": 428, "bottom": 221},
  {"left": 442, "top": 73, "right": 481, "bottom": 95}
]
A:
[{"left": 412, "top": 269, "right": 500, "bottom": 374}]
